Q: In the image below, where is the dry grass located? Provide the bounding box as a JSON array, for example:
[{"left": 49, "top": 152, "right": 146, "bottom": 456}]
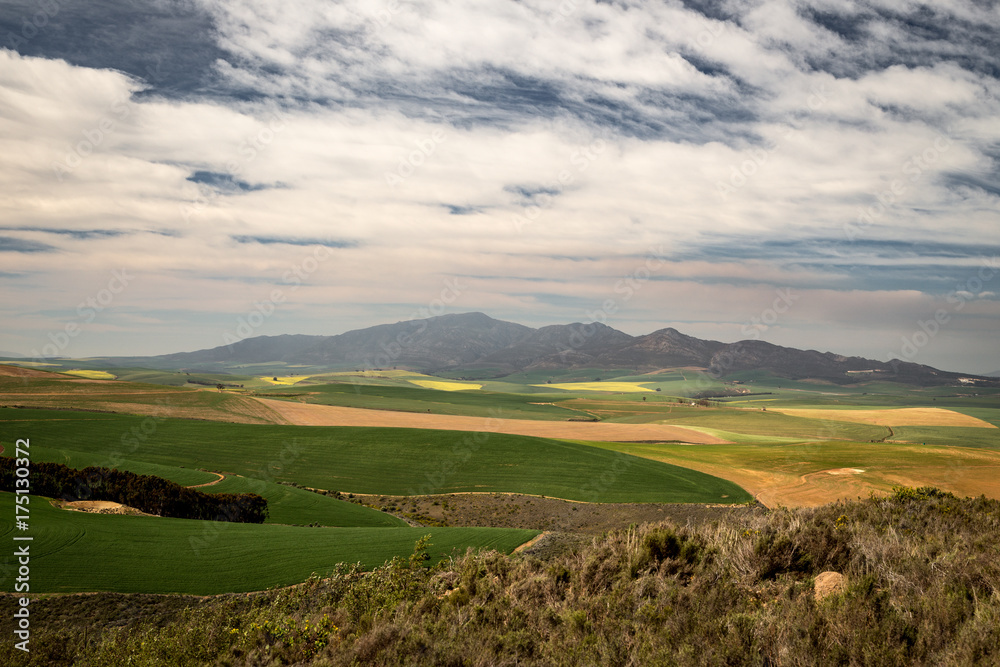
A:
[
  {"left": 771, "top": 407, "right": 996, "bottom": 428},
  {"left": 605, "top": 442, "right": 1000, "bottom": 507},
  {"left": 8, "top": 489, "right": 1000, "bottom": 666}
]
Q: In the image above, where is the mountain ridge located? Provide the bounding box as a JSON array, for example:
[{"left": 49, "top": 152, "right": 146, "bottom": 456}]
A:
[{"left": 101, "top": 312, "right": 995, "bottom": 386}]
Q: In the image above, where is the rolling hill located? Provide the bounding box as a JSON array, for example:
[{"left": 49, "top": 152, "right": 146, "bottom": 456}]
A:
[{"left": 95, "top": 312, "right": 993, "bottom": 386}]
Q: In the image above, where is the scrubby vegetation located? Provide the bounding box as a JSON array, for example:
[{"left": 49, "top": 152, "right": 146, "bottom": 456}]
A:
[
  {"left": 0, "top": 459, "right": 268, "bottom": 523},
  {"left": 5, "top": 488, "right": 999, "bottom": 665}
]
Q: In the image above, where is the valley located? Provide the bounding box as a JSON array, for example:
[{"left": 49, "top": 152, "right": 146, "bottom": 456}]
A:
[{"left": 2, "top": 316, "right": 998, "bottom": 598}]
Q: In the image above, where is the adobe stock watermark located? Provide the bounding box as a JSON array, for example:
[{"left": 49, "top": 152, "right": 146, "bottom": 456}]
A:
[
  {"left": 190, "top": 439, "right": 302, "bottom": 556},
  {"left": 688, "top": 14, "right": 727, "bottom": 51},
  {"left": 361, "top": 277, "right": 466, "bottom": 369},
  {"left": 740, "top": 288, "right": 799, "bottom": 340},
  {"left": 717, "top": 84, "right": 831, "bottom": 202},
  {"left": 684, "top": 286, "right": 799, "bottom": 395},
  {"left": 180, "top": 111, "right": 288, "bottom": 223},
  {"left": 10, "top": 438, "right": 32, "bottom": 653},
  {"left": 580, "top": 452, "right": 633, "bottom": 503},
  {"left": 384, "top": 128, "right": 447, "bottom": 189},
  {"left": 3, "top": 0, "right": 65, "bottom": 51},
  {"left": 511, "top": 138, "right": 606, "bottom": 233},
  {"left": 889, "top": 256, "right": 998, "bottom": 363},
  {"left": 406, "top": 409, "right": 504, "bottom": 496},
  {"left": 844, "top": 131, "right": 954, "bottom": 242},
  {"left": 51, "top": 58, "right": 164, "bottom": 182},
  {"left": 109, "top": 401, "right": 173, "bottom": 468},
  {"left": 29, "top": 269, "right": 134, "bottom": 360},
  {"left": 222, "top": 245, "right": 335, "bottom": 347},
  {"left": 368, "top": 0, "right": 410, "bottom": 29},
  {"left": 60, "top": 400, "right": 176, "bottom": 508},
  {"left": 548, "top": 0, "right": 583, "bottom": 25},
  {"left": 553, "top": 245, "right": 668, "bottom": 361}
]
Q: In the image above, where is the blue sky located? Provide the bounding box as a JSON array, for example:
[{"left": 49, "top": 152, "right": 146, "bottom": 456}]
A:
[{"left": 1, "top": 0, "right": 998, "bottom": 372}]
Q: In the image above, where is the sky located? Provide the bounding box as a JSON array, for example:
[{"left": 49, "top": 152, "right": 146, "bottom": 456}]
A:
[{"left": 1, "top": 0, "right": 998, "bottom": 373}]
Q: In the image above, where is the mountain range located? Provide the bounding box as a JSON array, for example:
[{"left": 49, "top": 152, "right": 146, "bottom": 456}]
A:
[{"left": 104, "top": 312, "right": 995, "bottom": 386}]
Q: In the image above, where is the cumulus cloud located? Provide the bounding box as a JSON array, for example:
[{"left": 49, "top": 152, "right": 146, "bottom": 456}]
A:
[{"left": 0, "top": 0, "right": 998, "bottom": 371}]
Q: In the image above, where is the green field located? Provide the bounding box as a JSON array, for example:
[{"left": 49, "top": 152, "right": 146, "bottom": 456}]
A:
[
  {"left": 0, "top": 405, "right": 751, "bottom": 594},
  {"left": 561, "top": 400, "right": 888, "bottom": 438},
  {"left": 22, "top": 443, "right": 404, "bottom": 528},
  {"left": 0, "top": 493, "right": 535, "bottom": 594},
  {"left": 889, "top": 425, "right": 1000, "bottom": 449},
  {"left": 259, "top": 382, "right": 593, "bottom": 420},
  {"left": 0, "top": 375, "right": 278, "bottom": 421},
  {"left": 587, "top": 439, "right": 981, "bottom": 478},
  {"left": 1, "top": 408, "right": 750, "bottom": 504},
  {"left": 4, "top": 362, "right": 997, "bottom": 598}
]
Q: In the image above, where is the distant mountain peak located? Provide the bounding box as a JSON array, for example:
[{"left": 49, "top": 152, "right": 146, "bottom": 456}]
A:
[
  {"left": 108, "top": 312, "right": 995, "bottom": 387},
  {"left": 421, "top": 311, "right": 496, "bottom": 324}
]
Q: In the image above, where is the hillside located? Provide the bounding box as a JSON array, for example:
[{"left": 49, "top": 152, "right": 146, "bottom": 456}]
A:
[
  {"left": 5, "top": 488, "right": 998, "bottom": 666},
  {"left": 99, "top": 312, "right": 993, "bottom": 387}
]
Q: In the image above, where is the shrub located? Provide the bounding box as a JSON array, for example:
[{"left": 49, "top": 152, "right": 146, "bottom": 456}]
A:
[{"left": 6, "top": 489, "right": 1000, "bottom": 666}]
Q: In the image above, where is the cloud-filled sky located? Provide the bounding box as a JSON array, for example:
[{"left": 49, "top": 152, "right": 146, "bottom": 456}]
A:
[{"left": 1, "top": 0, "right": 998, "bottom": 372}]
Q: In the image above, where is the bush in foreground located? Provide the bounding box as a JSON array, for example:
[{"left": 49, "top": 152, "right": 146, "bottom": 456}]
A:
[{"left": 4, "top": 488, "right": 999, "bottom": 665}]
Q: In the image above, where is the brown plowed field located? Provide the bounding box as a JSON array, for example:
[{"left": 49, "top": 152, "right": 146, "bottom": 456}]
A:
[{"left": 253, "top": 398, "right": 728, "bottom": 444}]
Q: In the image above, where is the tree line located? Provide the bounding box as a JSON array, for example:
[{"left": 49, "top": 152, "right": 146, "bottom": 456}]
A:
[{"left": 0, "top": 458, "right": 268, "bottom": 523}]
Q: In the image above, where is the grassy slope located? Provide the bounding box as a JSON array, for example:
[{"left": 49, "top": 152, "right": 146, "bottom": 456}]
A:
[
  {"left": 9, "top": 443, "right": 406, "bottom": 528},
  {"left": 563, "top": 401, "right": 890, "bottom": 440},
  {"left": 589, "top": 440, "right": 980, "bottom": 477},
  {"left": 0, "top": 374, "right": 281, "bottom": 424},
  {"left": 587, "top": 438, "right": 1000, "bottom": 502},
  {"left": 5, "top": 491, "right": 1000, "bottom": 666},
  {"left": 0, "top": 493, "right": 536, "bottom": 595},
  {"left": 2, "top": 408, "right": 750, "bottom": 504},
  {"left": 942, "top": 406, "right": 1000, "bottom": 428},
  {"left": 202, "top": 475, "right": 405, "bottom": 527},
  {"left": 889, "top": 425, "right": 1000, "bottom": 449},
  {"left": 260, "top": 383, "right": 590, "bottom": 420},
  {"left": 19, "top": 447, "right": 220, "bottom": 486}
]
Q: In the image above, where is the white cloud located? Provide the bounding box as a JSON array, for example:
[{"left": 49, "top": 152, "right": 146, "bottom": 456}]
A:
[{"left": 1, "top": 0, "right": 999, "bottom": 371}]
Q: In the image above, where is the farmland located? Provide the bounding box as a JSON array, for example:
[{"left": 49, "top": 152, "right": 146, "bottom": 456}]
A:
[
  {"left": 254, "top": 381, "right": 589, "bottom": 420},
  {"left": 2, "top": 361, "right": 999, "bottom": 598},
  {"left": 588, "top": 440, "right": 1000, "bottom": 507},
  {"left": 17, "top": 441, "right": 404, "bottom": 528},
  {"left": 0, "top": 395, "right": 749, "bottom": 594},
  {"left": 0, "top": 493, "right": 536, "bottom": 595},
  {"left": 769, "top": 407, "right": 997, "bottom": 428},
  {"left": 0, "top": 408, "right": 747, "bottom": 503},
  {"left": 536, "top": 381, "right": 657, "bottom": 392},
  {"left": 407, "top": 379, "right": 483, "bottom": 391}
]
